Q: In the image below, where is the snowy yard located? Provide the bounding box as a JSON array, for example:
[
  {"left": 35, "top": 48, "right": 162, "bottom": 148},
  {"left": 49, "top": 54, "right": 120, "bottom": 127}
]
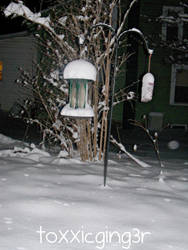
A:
[{"left": 0, "top": 134, "right": 188, "bottom": 250}]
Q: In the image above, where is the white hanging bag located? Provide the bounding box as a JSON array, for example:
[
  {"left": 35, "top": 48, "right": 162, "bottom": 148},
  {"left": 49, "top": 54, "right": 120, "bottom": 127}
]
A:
[
  {"left": 141, "top": 72, "right": 155, "bottom": 102},
  {"left": 141, "top": 50, "right": 155, "bottom": 102}
]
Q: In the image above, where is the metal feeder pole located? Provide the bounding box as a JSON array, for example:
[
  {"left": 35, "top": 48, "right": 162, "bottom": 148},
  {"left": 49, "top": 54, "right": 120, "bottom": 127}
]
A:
[{"left": 103, "top": 35, "right": 118, "bottom": 187}]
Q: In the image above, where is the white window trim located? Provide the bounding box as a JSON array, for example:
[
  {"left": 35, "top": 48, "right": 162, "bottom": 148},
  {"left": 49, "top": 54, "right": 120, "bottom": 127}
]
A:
[
  {"left": 162, "top": 6, "right": 184, "bottom": 41},
  {"left": 170, "top": 64, "right": 188, "bottom": 106}
]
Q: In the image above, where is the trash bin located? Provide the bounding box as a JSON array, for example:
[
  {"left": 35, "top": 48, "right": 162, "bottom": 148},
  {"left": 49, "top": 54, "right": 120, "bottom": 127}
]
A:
[{"left": 148, "top": 112, "right": 164, "bottom": 131}]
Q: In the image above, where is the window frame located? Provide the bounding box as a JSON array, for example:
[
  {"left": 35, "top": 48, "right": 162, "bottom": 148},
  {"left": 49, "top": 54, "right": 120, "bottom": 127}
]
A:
[
  {"left": 162, "top": 6, "right": 184, "bottom": 42},
  {"left": 170, "top": 64, "right": 188, "bottom": 106}
]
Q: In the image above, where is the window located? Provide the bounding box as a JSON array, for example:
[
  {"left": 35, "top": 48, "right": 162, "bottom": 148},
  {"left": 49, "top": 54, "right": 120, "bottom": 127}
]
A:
[
  {"left": 161, "top": 6, "right": 184, "bottom": 42},
  {"left": 170, "top": 64, "right": 188, "bottom": 106}
]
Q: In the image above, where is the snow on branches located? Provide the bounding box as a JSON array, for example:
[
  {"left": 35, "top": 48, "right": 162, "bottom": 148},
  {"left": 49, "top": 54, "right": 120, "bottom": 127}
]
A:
[
  {"left": 4, "top": 0, "right": 140, "bottom": 161},
  {"left": 4, "top": 2, "right": 52, "bottom": 31}
]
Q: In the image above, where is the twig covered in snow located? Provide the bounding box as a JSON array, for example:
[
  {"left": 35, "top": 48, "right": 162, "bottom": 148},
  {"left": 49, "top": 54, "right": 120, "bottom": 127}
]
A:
[
  {"left": 129, "top": 119, "right": 164, "bottom": 168},
  {"left": 4, "top": 2, "right": 77, "bottom": 58},
  {"left": 116, "top": 0, "right": 138, "bottom": 37},
  {"left": 110, "top": 136, "right": 152, "bottom": 168},
  {"left": 4, "top": 2, "right": 52, "bottom": 31}
]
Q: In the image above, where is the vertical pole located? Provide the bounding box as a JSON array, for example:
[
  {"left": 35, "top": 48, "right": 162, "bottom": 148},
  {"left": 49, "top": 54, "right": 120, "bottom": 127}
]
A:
[{"left": 104, "top": 37, "right": 118, "bottom": 186}]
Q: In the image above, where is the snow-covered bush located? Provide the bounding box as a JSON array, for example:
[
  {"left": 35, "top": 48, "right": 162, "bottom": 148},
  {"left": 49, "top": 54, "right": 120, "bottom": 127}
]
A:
[{"left": 4, "top": 0, "right": 137, "bottom": 160}]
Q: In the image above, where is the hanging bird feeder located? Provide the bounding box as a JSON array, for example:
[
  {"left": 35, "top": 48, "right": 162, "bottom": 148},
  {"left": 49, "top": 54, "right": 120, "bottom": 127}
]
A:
[
  {"left": 61, "top": 59, "right": 97, "bottom": 118},
  {"left": 141, "top": 50, "right": 155, "bottom": 103},
  {"left": 141, "top": 72, "right": 155, "bottom": 103}
]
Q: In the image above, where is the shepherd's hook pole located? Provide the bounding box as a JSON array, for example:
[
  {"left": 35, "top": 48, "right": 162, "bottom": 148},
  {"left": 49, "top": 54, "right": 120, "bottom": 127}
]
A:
[{"left": 104, "top": 36, "right": 118, "bottom": 187}]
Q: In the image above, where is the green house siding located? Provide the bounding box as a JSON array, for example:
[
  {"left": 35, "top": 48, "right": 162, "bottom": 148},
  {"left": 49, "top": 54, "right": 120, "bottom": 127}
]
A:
[{"left": 135, "top": 0, "right": 188, "bottom": 126}]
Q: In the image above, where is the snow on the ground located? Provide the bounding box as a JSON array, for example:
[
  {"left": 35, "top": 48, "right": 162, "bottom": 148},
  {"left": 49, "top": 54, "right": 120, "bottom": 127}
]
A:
[{"left": 0, "top": 134, "right": 188, "bottom": 250}]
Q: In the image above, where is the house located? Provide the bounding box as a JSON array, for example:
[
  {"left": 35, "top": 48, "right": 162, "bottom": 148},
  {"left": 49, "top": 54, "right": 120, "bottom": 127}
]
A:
[
  {"left": 0, "top": 0, "right": 45, "bottom": 115},
  {"left": 122, "top": 0, "right": 188, "bottom": 131},
  {"left": 0, "top": 32, "right": 36, "bottom": 113}
]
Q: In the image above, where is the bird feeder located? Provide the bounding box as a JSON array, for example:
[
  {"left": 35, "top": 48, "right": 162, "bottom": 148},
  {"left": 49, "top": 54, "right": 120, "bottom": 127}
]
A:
[
  {"left": 141, "top": 51, "right": 155, "bottom": 103},
  {"left": 61, "top": 59, "right": 97, "bottom": 118},
  {"left": 141, "top": 72, "right": 155, "bottom": 103}
]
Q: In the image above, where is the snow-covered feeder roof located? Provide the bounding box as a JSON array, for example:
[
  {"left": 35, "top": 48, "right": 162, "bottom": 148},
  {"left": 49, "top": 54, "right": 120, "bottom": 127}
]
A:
[
  {"left": 63, "top": 59, "right": 97, "bottom": 81},
  {"left": 61, "top": 104, "right": 94, "bottom": 118}
]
